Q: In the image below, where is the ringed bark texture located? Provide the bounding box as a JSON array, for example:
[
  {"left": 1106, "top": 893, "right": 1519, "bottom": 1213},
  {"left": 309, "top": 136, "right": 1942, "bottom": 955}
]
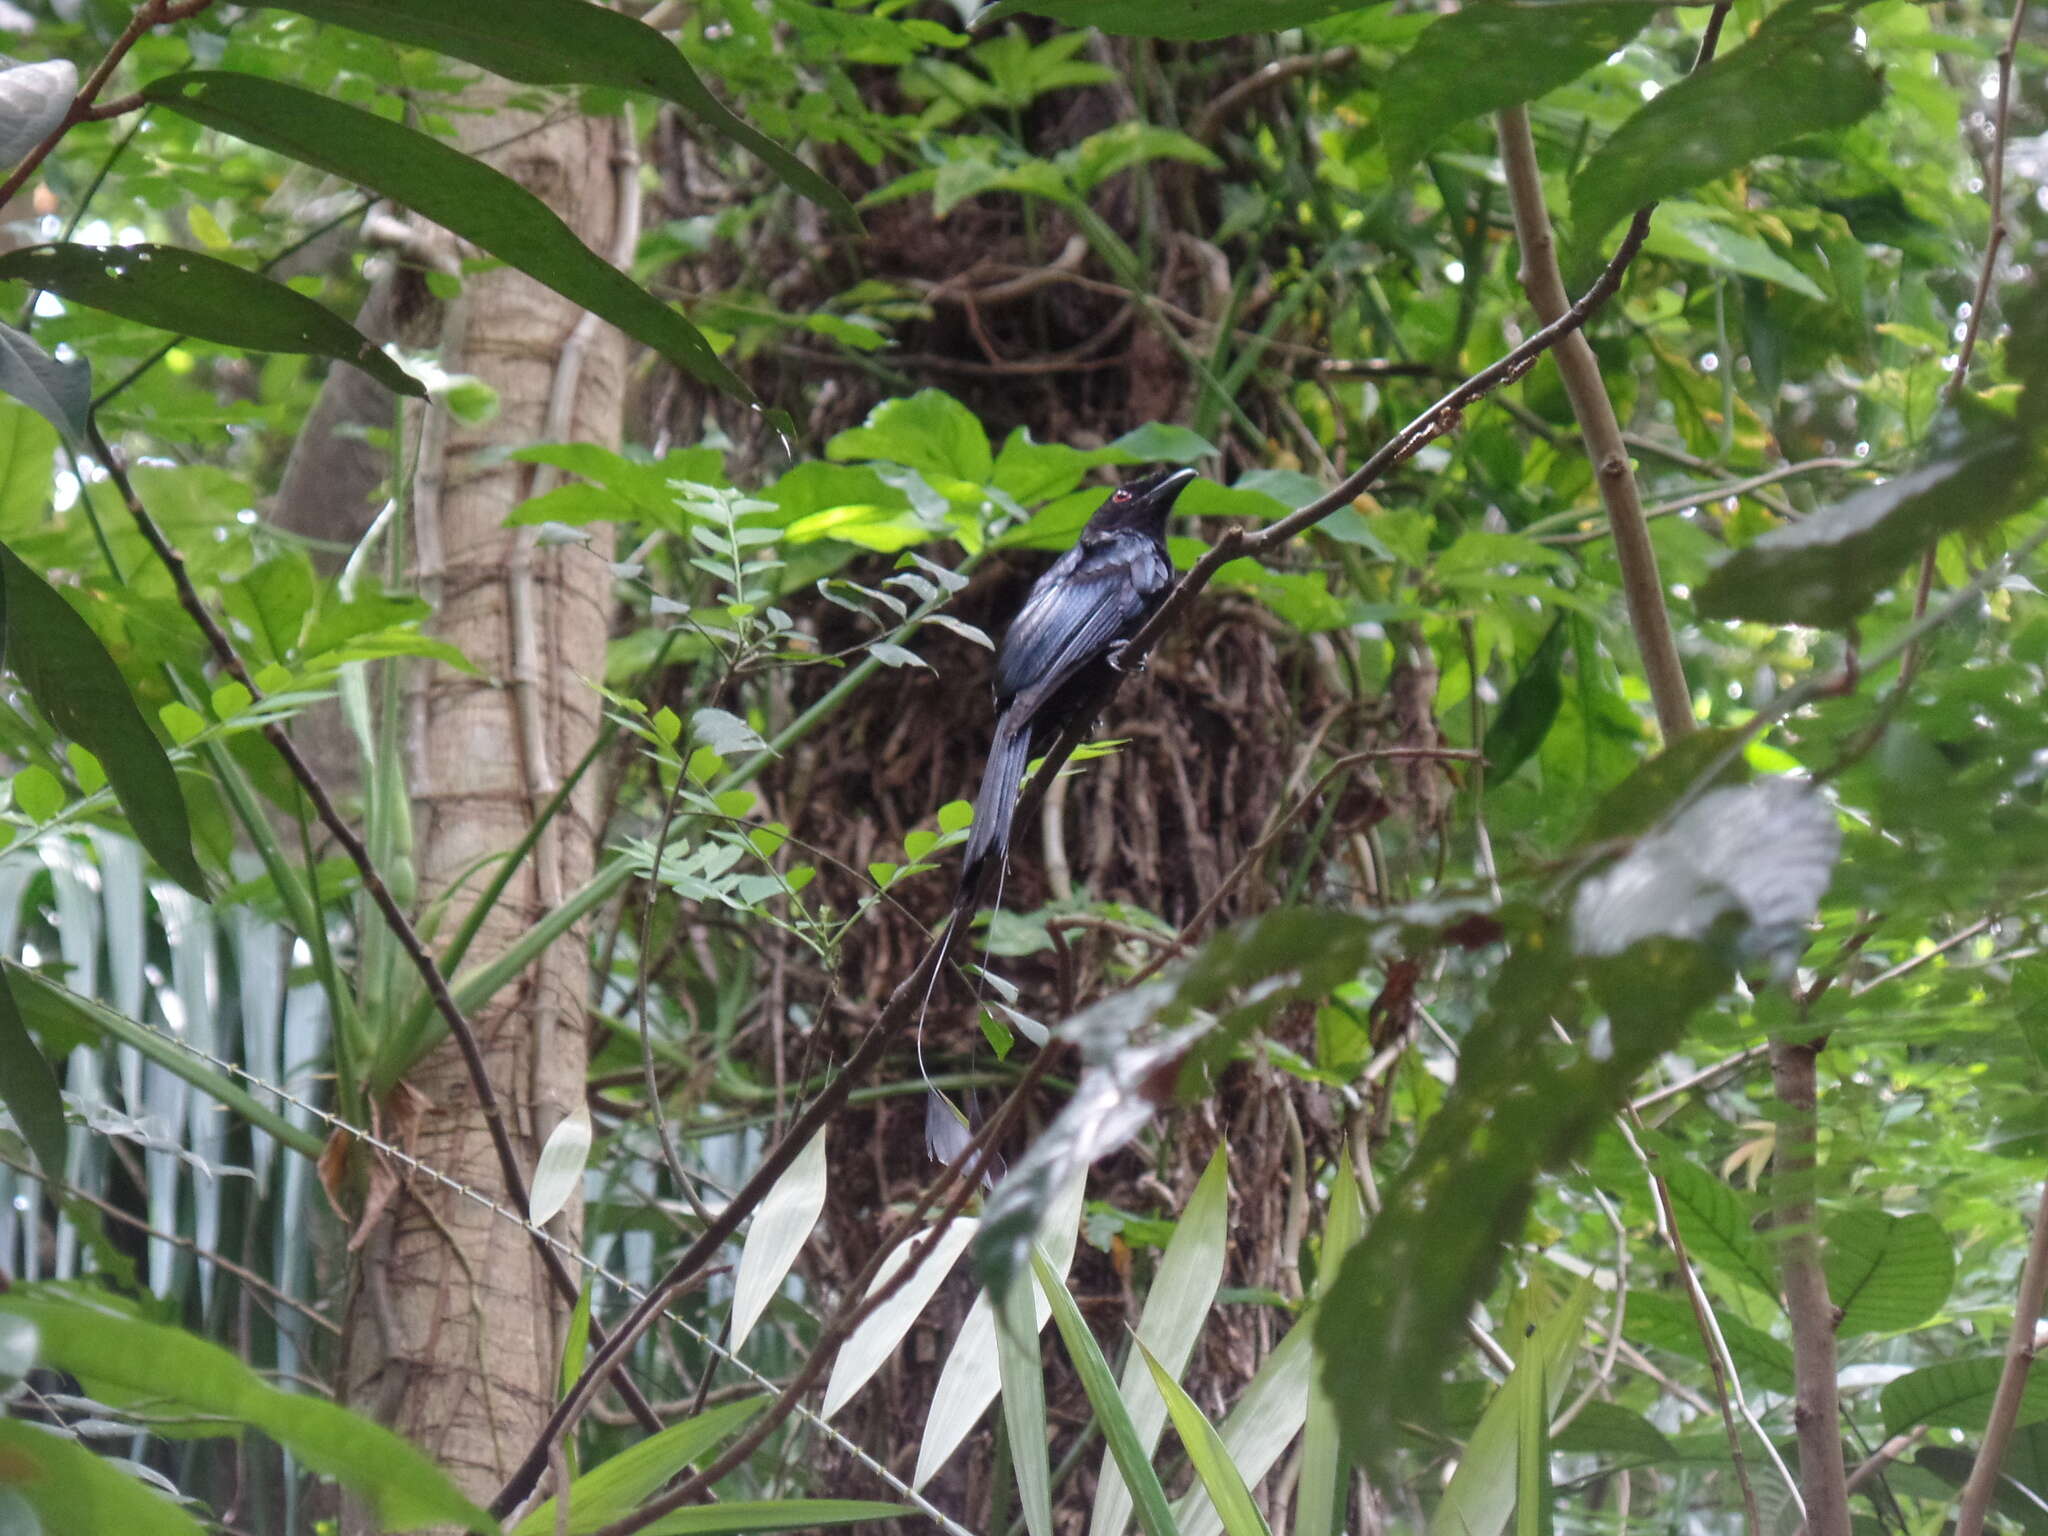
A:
[{"left": 340, "top": 96, "right": 625, "bottom": 1519}]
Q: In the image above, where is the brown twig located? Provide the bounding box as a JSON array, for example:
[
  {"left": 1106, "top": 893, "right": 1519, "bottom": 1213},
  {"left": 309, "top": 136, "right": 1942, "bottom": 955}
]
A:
[
  {"left": 1955, "top": 1175, "right": 2048, "bottom": 1536},
  {"left": 1771, "top": 1036, "right": 1851, "bottom": 1536},
  {"left": 0, "top": 0, "right": 210, "bottom": 209}
]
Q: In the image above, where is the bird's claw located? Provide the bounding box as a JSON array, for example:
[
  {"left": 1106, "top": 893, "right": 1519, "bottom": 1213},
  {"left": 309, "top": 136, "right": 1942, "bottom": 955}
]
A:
[{"left": 1106, "top": 641, "right": 1145, "bottom": 675}]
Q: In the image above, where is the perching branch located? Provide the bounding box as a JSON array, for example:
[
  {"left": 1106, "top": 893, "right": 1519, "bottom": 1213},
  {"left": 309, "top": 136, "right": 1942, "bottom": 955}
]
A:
[{"left": 1955, "top": 1175, "right": 2048, "bottom": 1536}]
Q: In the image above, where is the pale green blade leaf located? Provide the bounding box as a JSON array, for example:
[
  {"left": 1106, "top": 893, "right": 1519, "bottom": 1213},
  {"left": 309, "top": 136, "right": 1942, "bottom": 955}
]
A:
[
  {"left": 1138, "top": 1339, "right": 1272, "bottom": 1536},
  {"left": 1035, "top": 1249, "right": 1180, "bottom": 1536},
  {"left": 997, "top": 1263, "right": 1055, "bottom": 1536},
  {"left": 0, "top": 1419, "right": 208, "bottom": 1535},
  {"left": 1172, "top": 1310, "right": 1313, "bottom": 1536},
  {"left": 1296, "top": 1150, "right": 1367, "bottom": 1536},
  {"left": 513, "top": 1398, "right": 765, "bottom": 1535},
  {"left": 729, "top": 1127, "right": 829, "bottom": 1354},
  {"left": 822, "top": 1217, "right": 979, "bottom": 1419},
  {"left": 1425, "top": 1278, "right": 1593, "bottom": 1536},
  {"left": 636, "top": 1502, "right": 912, "bottom": 1534},
  {"left": 1092, "top": 1143, "right": 1227, "bottom": 1536}
]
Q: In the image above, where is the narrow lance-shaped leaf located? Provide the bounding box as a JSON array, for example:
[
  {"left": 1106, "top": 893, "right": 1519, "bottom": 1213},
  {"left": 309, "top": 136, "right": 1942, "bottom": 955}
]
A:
[
  {"left": 260, "top": 0, "right": 857, "bottom": 230},
  {"left": 1034, "top": 1250, "right": 1180, "bottom": 1536},
  {"left": 1382, "top": 2, "right": 1655, "bottom": 172},
  {"left": 0, "top": 1295, "right": 495, "bottom": 1533},
  {"left": 996, "top": 1263, "right": 1055, "bottom": 1536},
  {"left": 0, "top": 963, "right": 66, "bottom": 1186},
  {"left": 0, "top": 319, "right": 90, "bottom": 444},
  {"left": 1139, "top": 1339, "right": 1273, "bottom": 1536},
  {"left": 0, "top": 543, "right": 210, "bottom": 897},
  {"left": 821, "top": 1218, "right": 981, "bottom": 1418},
  {"left": 512, "top": 1397, "right": 764, "bottom": 1535},
  {"left": 1569, "top": 0, "right": 1884, "bottom": 250},
  {"left": 141, "top": 71, "right": 748, "bottom": 400},
  {"left": 0, "top": 245, "right": 423, "bottom": 398},
  {"left": 728, "top": 1127, "right": 829, "bottom": 1354},
  {"left": 1089, "top": 1144, "right": 1229, "bottom": 1536}
]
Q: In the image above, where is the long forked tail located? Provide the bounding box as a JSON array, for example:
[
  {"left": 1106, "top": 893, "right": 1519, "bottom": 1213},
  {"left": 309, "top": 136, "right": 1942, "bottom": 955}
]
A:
[{"left": 957, "top": 710, "right": 1031, "bottom": 907}]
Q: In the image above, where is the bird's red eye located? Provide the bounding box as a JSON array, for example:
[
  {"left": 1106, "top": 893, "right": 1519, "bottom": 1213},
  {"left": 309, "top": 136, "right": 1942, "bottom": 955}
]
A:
[{"left": 1111, "top": 489, "right": 1130, "bottom": 502}]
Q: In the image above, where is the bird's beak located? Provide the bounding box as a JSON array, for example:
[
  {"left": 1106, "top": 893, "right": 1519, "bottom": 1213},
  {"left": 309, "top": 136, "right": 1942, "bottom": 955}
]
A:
[{"left": 1149, "top": 467, "right": 1199, "bottom": 506}]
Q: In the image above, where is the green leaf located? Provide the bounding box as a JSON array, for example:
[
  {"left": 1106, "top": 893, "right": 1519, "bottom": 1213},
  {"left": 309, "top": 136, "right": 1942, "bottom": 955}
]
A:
[
  {"left": 0, "top": 1419, "right": 209, "bottom": 1535},
  {"left": 975, "top": 0, "right": 1388, "bottom": 41},
  {"left": 1426, "top": 1280, "right": 1591, "bottom": 1536},
  {"left": 1882, "top": 1356, "right": 2048, "bottom": 1437},
  {"left": 1692, "top": 439, "right": 2027, "bottom": 629},
  {"left": 1036, "top": 1250, "right": 1180, "bottom": 1536},
  {"left": 1572, "top": 778, "right": 1840, "bottom": 981},
  {"left": 1139, "top": 1338, "right": 1272, "bottom": 1536},
  {"left": 10, "top": 765, "right": 60, "bottom": 822},
  {"left": 1551, "top": 1401, "right": 1676, "bottom": 1464},
  {"left": 1172, "top": 1310, "right": 1313, "bottom": 1536},
  {"left": 0, "top": 544, "right": 210, "bottom": 897},
  {"left": 634, "top": 1504, "right": 912, "bottom": 1535},
  {"left": 1624, "top": 1290, "right": 1793, "bottom": 1396},
  {"left": 1381, "top": 1, "right": 1654, "bottom": 172},
  {"left": 0, "top": 960, "right": 65, "bottom": 1182},
  {"left": 827, "top": 389, "right": 993, "bottom": 485},
  {"left": 1823, "top": 1210, "right": 1954, "bottom": 1337},
  {"left": 0, "top": 319, "right": 90, "bottom": 445},
  {"left": 513, "top": 1398, "right": 765, "bottom": 1534},
  {"left": 1090, "top": 1143, "right": 1229, "bottom": 1536},
  {"left": 995, "top": 1264, "right": 1055, "bottom": 1536},
  {"left": 1579, "top": 727, "right": 1751, "bottom": 843},
  {"left": 259, "top": 0, "right": 857, "bottom": 230},
  {"left": 0, "top": 244, "right": 422, "bottom": 398},
  {"left": 1653, "top": 1156, "right": 1780, "bottom": 1303},
  {"left": 141, "top": 71, "right": 748, "bottom": 399},
  {"left": 1487, "top": 620, "right": 1567, "bottom": 785},
  {"left": 1643, "top": 204, "right": 1827, "bottom": 301},
  {"left": 0, "top": 1295, "right": 496, "bottom": 1533},
  {"left": 822, "top": 1219, "right": 981, "bottom": 1419},
  {"left": 1296, "top": 1152, "right": 1365, "bottom": 1536},
  {"left": 1568, "top": 0, "right": 1884, "bottom": 249}
]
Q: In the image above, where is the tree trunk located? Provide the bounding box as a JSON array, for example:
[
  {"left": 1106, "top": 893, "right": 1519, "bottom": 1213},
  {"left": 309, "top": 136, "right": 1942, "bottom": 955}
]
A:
[{"left": 340, "top": 93, "right": 625, "bottom": 1521}]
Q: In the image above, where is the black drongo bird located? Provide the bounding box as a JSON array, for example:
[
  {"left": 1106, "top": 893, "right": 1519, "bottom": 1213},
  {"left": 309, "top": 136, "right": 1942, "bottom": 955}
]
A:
[{"left": 956, "top": 466, "right": 1197, "bottom": 903}]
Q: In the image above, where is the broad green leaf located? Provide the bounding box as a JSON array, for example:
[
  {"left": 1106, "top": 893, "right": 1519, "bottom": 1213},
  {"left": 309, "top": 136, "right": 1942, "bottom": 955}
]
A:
[
  {"left": 916, "top": 1172, "right": 1086, "bottom": 1488},
  {"left": 1569, "top": 0, "right": 1884, "bottom": 249},
  {"left": 513, "top": 1398, "right": 764, "bottom": 1534},
  {"left": 1037, "top": 1251, "right": 1180, "bottom": 1536},
  {"left": 693, "top": 707, "right": 768, "bottom": 757},
  {"left": 1173, "top": 1309, "right": 1313, "bottom": 1536},
  {"left": 1486, "top": 620, "right": 1567, "bottom": 786},
  {"left": 1091, "top": 1143, "right": 1228, "bottom": 1536},
  {"left": 259, "top": 0, "right": 857, "bottom": 229},
  {"left": 1882, "top": 1356, "right": 2048, "bottom": 1437},
  {"left": 1572, "top": 778, "right": 1840, "bottom": 981},
  {"left": 0, "top": 1419, "right": 208, "bottom": 1535},
  {"left": 1382, "top": 1, "right": 1653, "bottom": 171},
  {"left": 1653, "top": 1157, "right": 1780, "bottom": 1304},
  {"left": 635, "top": 1503, "right": 912, "bottom": 1535},
  {"left": 996, "top": 1263, "right": 1055, "bottom": 1536},
  {"left": 822, "top": 1218, "right": 980, "bottom": 1418},
  {"left": 1296, "top": 1152, "right": 1366, "bottom": 1536},
  {"left": 0, "top": 323, "right": 87, "bottom": 446},
  {"left": 975, "top": 0, "right": 1387, "bottom": 41},
  {"left": 827, "top": 389, "right": 993, "bottom": 485},
  {"left": 0, "top": 1295, "right": 495, "bottom": 1532},
  {"left": 0, "top": 401, "right": 54, "bottom": 538},
  {"left": 0, "top": 544, "right": 210, "bottom": 897},
  {"left": 0, "top": 962, "right": 64, "bottom": 1183},
  {"left": 1551, "top": 1401, "right": 1676, "bottom": 1464},
  {"left": 0, "top": 59, "right": 76, "bottom": 169},
  {"left": 1139, "top": 1339, "right": 1272, "bottom": 1536},
  {"left": 1624, "top": 1290, "right": 1793, "bottom": 1396},
  {"left": 1426, "top": 1279, "right": 1592, "bottom": 1536},
  {"left": 1643, "top": 204, "right": 1827, "bottom": 301},
  {"left": 1824, "top": 1211, "right": 1955, "bottom": 1337},
  {"left": 141, "top": 72, "right": 747, "bottom": 399},
  {"left": 1693, "top": 439, "right": 2026, "bottom": 629},
  {"left": 0, "top": 244, "right": 422, "bottom": 398},
  {"left": 729, "top": 1127, "right": 828, "bottom": 1354},
  {"left": 1579, "top": 727, "right": 1751, "bottom": 843}
]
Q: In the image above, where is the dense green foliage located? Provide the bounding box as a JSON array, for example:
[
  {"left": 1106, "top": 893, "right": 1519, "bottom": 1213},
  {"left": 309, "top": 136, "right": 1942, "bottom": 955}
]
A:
[{"left": 0, "top": 0, "right": 2045, "bottom": 1534}]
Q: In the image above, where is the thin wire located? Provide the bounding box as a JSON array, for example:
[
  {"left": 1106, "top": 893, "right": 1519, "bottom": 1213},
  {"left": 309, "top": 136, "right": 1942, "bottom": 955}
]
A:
[{"left": 64, "top": 1018, "right": 978, "bottom": 1536}]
